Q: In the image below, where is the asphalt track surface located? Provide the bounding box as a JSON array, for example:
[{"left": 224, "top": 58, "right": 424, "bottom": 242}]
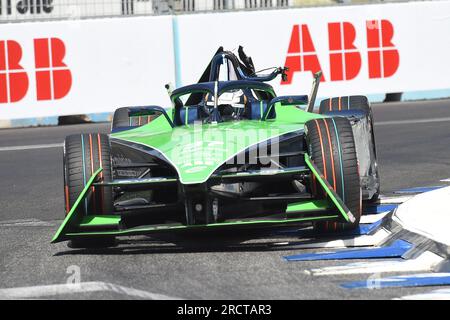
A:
[{"left": 0, "top": 99, "right": 450, "bottom": 300}]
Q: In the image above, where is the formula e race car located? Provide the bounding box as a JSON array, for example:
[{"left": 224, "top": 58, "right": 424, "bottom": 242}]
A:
[{"left": 52, "top": 47, "right": 379, "bottom": 248}]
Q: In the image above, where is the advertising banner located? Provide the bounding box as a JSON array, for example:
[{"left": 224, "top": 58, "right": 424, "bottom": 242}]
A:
[
  {"left": 1, "top": 1, "right": 450, "bottom": 121},
  {"left": 176, "top": 1, "right": 450, "bottom": 98},
  {"left": 0, "top": 15, "right": 174, "bottom": 120}
]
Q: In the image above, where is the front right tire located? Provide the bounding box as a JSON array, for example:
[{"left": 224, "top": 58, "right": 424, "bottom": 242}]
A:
[
  {"left": 319, "top": 95, "right": 380, "bottom": 202},
  {"left": 305, "top": 117, "right": 362, "bottom": 232}
]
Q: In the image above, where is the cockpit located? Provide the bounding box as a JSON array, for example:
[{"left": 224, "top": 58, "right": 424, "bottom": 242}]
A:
[{"left": 171, "top": 81, "right": 277, "bottom": 126}]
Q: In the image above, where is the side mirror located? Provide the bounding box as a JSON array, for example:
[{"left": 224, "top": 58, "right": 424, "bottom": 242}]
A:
[
  {"left": 269, "top": 95, "right": 309, "bottom": 107},
  {"left": 262, "top": 95, "right": 309, "bottom": 120}
]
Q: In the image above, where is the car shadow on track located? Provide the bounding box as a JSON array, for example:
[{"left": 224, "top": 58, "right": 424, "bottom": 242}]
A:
[{"left": 53, "top": 228, "right": 316, "bottom": 256}]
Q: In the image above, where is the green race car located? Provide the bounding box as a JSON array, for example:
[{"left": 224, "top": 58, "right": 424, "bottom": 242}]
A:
[{"left": 53, "top": 47, "right": 379, "bottom": 248}]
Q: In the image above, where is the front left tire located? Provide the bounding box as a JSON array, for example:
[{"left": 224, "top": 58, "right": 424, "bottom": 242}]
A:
[{"left": 63, "top": 133, "right": 116, "bottom": 248}]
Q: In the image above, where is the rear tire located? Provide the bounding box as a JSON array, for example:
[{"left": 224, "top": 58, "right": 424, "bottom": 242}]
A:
[
  {"left": 63, "top": 133, "right": 115, "bottom": 248},
  {"left": 111, "top": 107, "right": 154, "bottom": 131},
  {"left": 319, "top": 96, "right": 369, "bottom": 114},
  {"left": 305, "top": 117, "right": 362, "bottom": 232},
  {"left": 111, "top": 107, "right": 130, "bottom": 129},
  {"left": 319, "top": 96, "right": 380, "bottom": 202}
]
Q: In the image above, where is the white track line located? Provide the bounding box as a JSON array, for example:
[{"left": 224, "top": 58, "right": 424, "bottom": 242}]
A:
[
  {"left": 375, "top": 117, "right": 450, "bottom": 126},
  {"left": 398, "top": 288, "right": 450, "bottom": 300},
  {"left": 305, "top": 251, "right": 443, "bottom": 276},
  {"left": 0, "top": 143, "right": 63, "bottom": 152},
  {"left": 0, "top": 282, "right": 181, "bottom": 300},
  {"left": 292, "top": 229, "right": 390, "bottom": 250},
  {"left": 361, "top": 212, "right": 389, "bottom": 224},
  {"left": 0, "top": 219, "right": 55, "bottom": 227},
  {"left": 378, "top": 195, "right": 414, "bottom": 204}
]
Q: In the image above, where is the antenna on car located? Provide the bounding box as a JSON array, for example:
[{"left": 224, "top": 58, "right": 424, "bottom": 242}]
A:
[{"left": 307, "top": 71, "right": 322, "bottom": 113}]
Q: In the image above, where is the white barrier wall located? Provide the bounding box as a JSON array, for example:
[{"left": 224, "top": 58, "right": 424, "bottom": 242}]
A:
[
  {"left": 176, "top": 1, "right": 450, "bottom": 98},
  {"left": 0, "top": 16, "right": 174, "bottom": 120},
  {"left": 1, "top": 1, "right": 450, "bottom": 121},
  {"left": 0, "top": 0, "right": 154, "bottom": 21}
]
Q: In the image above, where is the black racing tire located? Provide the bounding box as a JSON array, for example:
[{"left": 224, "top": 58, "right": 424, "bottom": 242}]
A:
[
  {"left": 305, "top": 117, "right": 362, "bottom": 232},
  {"left": 111, "top": 107, "right": 153, "bottom": 131},
  {"left": 319, "top": 96, "right": 380, "bottom": 202},
  {"left": 63, "top": 133, "right": 115, "bottom": 248},
  {"left": 319, "top": 96, "right": 369, "bottom": 114},
  {"left": 112, "top": 107, "right": 130, "bottom": 129}
]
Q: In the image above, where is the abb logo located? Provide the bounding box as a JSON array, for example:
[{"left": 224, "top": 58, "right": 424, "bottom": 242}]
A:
[
  {"left": 0, "top": 38, "right": 72, "bottom": 103},
  {"left": 282, "top": 19, "right": 400, "bottom": 84}
]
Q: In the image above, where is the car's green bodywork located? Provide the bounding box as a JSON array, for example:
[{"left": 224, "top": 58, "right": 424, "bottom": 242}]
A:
[
  {"left": 52, "top": 102, "right": 357, "bottom": 244},
  {"left": 111, "top": 104, "right": 324, "bottom": 184}
]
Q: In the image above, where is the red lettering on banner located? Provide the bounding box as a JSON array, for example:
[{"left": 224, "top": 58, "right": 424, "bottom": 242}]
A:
[
  {"left": 366, "top": 20, "right": 399, "bottom": 78},
  {"left": 328, "top": 22, "right": 361, "bottom": 81},
  {"left": 282, "top": 19, "right": 399, "bottom": 85},
  {"left": 34, "top": 38, "right": 72, "bottom": 100},
  {"left": 282, "top": 24, "right": 325, "bottom": 85},
  {"left": 0, "top": 40, "right": 29, "bottom": 103}
]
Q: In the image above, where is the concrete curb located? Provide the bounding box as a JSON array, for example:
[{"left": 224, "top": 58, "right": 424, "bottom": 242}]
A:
[{"left": 0, "top": 112, "right": 112, "bottom": 129}]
